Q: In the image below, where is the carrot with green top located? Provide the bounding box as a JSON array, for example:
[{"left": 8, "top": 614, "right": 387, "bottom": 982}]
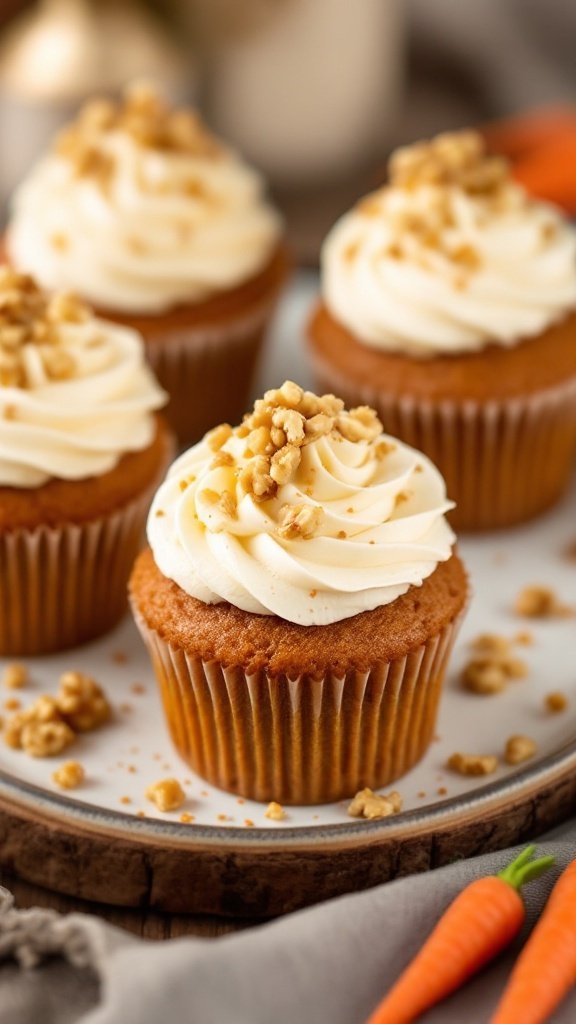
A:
[
  {"left": 366, "top": 846, "right": 555, "bottom": 1024},
  {"left": 490, "top": 857, "right": 576, "bottom": 1024}
]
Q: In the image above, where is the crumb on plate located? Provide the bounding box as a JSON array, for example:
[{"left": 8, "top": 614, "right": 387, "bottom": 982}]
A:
[
  {"left": 514, "top": 585, "right": 573, "bottom": 619},
  {"left": 265, "top": 801, "right": 286, "bottom": 821},
  {"left": 504, "top": 734, "right": 537, "bottom": 766},
  {"left": 347, "top": 788, "right": 403, "bottom": 820},
  {"left": 545, "top": 691, "right": 568, "bottom": 713},
  {"left": 447, "top": 752, "right": 498, "bottom": 776},
  {"left": 145, "top": 777, "right": 186, "bottom": 812},
  {"left": 52, "top": 760, "right": 85, "bottom": 789},
  {"left": 2, "top": 663, "right": 28, "bottom": 690}
]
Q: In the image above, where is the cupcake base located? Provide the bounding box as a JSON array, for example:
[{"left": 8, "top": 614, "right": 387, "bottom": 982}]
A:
[
  {"left": 308, "top": 304, "right": 576, "bottom": 531},
  {"left": 130, "top": 549, "right": 468, "bottom": 805},
  {"left": 99, "top": 245, "right": 290, "bottom": 446},
  {"left": 0, "top": 418, "right": 172, "bottom": 657}
]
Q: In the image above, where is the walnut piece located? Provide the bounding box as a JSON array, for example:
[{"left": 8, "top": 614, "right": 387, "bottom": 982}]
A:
[
  {"left": 462, "top": 633, "right": 528, "bottom": 696},
  {"left": 2, "top": 663, "right": 28, "bottom": 690},
  {"left": 145, "top": 778, "right": 186, "bottom": 812},
  {"left": 21, "top": 720, "right": 75, "bottom": 758},
  {"left": 278, "top": 503, "right": 323, "bottom": 540},
  {"left": 264, "top": 801, "right": 286, "bottom": 821},
  {"left": 514, "top": 585, "right": 573, "bottom": 618},
  {"left": 52, "top": 760, "right": 85, "bottom": 789},
  {"left": 504, "top": 735, "right": 537, "bottom": 766},
  {"left": 57, "top": 671, "right": 111, "bottom": 732},
  {"left": 348, "top": 788, "right": 403, "bottom": 820},
  {"left": 447, "top": 752, "right": 498, "bottom": 776},
  {"left": 545, "top": 691, "right": 568, "bottom": 713},
  {"left": 337, "top": 406, "right": 382, "bottom": 443},
  {"left": 389, "top": 130, "right": 507, "bottom": 195}
]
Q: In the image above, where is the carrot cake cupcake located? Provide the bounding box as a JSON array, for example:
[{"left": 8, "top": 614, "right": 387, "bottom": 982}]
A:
[
  {"left": 5, "top": 82, "right": 288, "bottom": 444},
  {"left": 0, "top": 268, "right": 168, "bottom": 656},
  {"left": 130, "top": 381, "right": 468, "bottom": 804},
  {"left": 308, "top": 130, "right": 576, "bottom": 530}
]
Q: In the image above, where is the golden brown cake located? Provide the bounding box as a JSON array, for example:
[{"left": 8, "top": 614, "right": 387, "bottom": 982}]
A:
[
  {"left": 130, "top": 381, "right": 468, "bottom": 804},
  {"left": 5, "top": 82, "right": 288, "bottom": 445},
  {"left": 308, "top": 131, "right": 576, "bottom": 531},
  {"left": 0, "top": 269, "right": 169, "bottom": 655}
]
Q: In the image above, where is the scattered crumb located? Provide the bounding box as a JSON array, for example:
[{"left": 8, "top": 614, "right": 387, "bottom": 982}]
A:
[
  {"left": 312, "top": 815, "right": 319, "bottom": 821},
  {"left": 244, "top": 819, "right": 255, "bottom": 828},
  {"left": 564, "top": 540, "right": 576, "bottom": 562},
  {"left": 57, "top": 671, "right": 111, "bottom": 731},
  {"left": 145, "top": 778, "right": 185, "bottom": 812},
  {"left": 130, "top": 683, "right": 146, "bottom": 695},
  {"left": 236, "top": 798, "right": 245, "bottom": 805},
  {"left": 514, "top": 585, "right": 573, "bottom": 618},
  {"left": 119, "top": 703, "right": 133, "bottom": 714},
  {"left": 265, "top": 801, "right": 286, "bottom": 821},
  {"left": 3, "top": 698, "right": 21, "bottom": 711},
  {"left": 447, "top": 752, "right": 498, "bottom": 776},
  {"left": 136, "top": 810, "right": 146, "bottom": 818},
  {"left": 152, "top": 753, "right": 162, "bottom": 761},
  {"left": 417, "top": 791, "right": 427, "bottom": 798},
  {"left": 52, "top": 760, "right": 85, "bottom": 789},
  {"left": 127, "top": 765, "right": 137, "bottom": 774},
  {"left": 201, "top": 790, "right": 209, "bottom": 797},
  {"left": 179, "top": 812, "right": 195, "bottom": 824},
  {"left": 546, "top": 691, "right": 568, "bottom": 713},
  {"left": 514, "top": 631, "right": 534, "bottom": 646},
  {"left": 437, "top": 787, "right": 448, "bottom": 796},
  {"left": 504, "top": 735, "right": 537, "bottom": 766},
  {"left": 217, "top": 814, "right": 232, "bottom": 822},
  {"left": 111, "top": 650, "right": 128, "bottom": 665},
  {"left": 462, "top": 633, "right": 528, "bottom": 695},
  {"left": 2, "top": 663, "right": 28, "bottom": 690},
  {"left": 492, "top": 551, "right": 508, "bottom": 565},
  {"left": 120, "top": 796, "right": 132, "bottom": 805},
  {"left": 470, "top": 633, "right": 510, "bottom": 657},
  {"left": 348, "top": 788, "right": 403, "bottom": 821}
]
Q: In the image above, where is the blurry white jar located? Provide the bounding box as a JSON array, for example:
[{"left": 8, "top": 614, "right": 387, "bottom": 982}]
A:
[{"left": 201, "top": 0, "right": 404, "bottom": 186}]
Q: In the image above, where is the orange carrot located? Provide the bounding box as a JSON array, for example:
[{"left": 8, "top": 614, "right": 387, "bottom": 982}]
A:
[
  {"left": 513, "top": 134, "right": 576, "bottom": 213},
  {"left": 482, "top": 106, "right": 576, "bottom": 159},
  {"left": 490, "top": 857, "right": 576, "bottom": 1024},
  {"left": 366, "top": 846, "right": 555, "bottom": 1024}
]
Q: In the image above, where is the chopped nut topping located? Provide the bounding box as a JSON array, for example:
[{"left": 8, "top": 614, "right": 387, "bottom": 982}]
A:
[
  {"left": 348, "top": 788, "right": 403, "bottom": 820},
  {"left": 447, "top": 752, "right": 498, "bottom": 776},
  {"left": 145, "top": 778, "right": 186, "bottom": 812},
  {"left": 278, "top": 503, "right": 323, "bottom": 540},
  {"left": 55, "top": 81, "right": 222, "bottom": 183},
  {"left": 504, "top": 735, "right": 537, "bottom": 766},
  {"left": 389, "top": 130, "right": 507, "bottom": 195},
  {"left": 2, "top": 663, "right": 28, "bottom": 690},
  {"left": 265, "top": 801, "right": 286, "bottom": 821},
  {"left": 206, "top": 423, "right": 233, "bottom": 451},
  {"left": 52, "top": 760, "right": 85, "bottom": 789},
  {"left": 515, "top": 585, "right": 573, "bottom": 618},
  {"left": 57, "top": 671, "right": 111, "bottom": 732},
  {"left": 337, "top": 406, "right": 382, "bottom": 443},
  {"left": 545, "top": 691, "right": 568, "bottom": 713}
]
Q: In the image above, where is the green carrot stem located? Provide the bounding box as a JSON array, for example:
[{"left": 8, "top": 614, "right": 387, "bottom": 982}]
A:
[{"left": 498, "top": 846, "right": 556, "bottom": 891}]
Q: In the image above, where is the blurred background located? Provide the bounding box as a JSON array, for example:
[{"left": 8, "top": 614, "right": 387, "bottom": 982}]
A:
[{"left": 0, "top": 0, "right": 574, "bottom": 260}]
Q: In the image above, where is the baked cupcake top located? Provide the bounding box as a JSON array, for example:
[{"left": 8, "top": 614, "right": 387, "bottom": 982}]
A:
[
  {"left": 7, "top": 82, "right": 282, "bottom": 315},
  {"left": 322, "top": 130, "right": 576, "bottom": 357},
  {"left": 0, "top": 268, "right": 166, "bottom": 488},
  {"left": 148, "top": 381, "right": 455, "bottom": 625}
]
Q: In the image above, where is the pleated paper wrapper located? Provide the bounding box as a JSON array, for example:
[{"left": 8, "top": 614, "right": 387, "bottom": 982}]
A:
[
  {"left": 134, "top": 608, "right": 464, "bottom": 805},
  {"left": 311, "top": 359, "right": 576, "bottom": 531}
]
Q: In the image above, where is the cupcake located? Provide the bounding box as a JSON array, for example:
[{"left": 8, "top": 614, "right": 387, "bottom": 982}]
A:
[
  {"left": 130, "top": 381, "right": 467, "bottom": 804},
  {"left": 308, "top": 131, "right": 576, "bottom": 531},
  {"left": 0, "top": 268, "right": 169, "bottom": 656},
  {"left": 5, "top": 82, "right": 288, "bottom": 445}
]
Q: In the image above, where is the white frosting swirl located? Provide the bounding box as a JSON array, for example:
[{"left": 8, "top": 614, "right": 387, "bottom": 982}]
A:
[
  {"left": 322, "top": 182, "right": 576, "bottom": 356},
  {"left": 7, "top": 133, "right": 282, "bottom": 314},
  {"left": 148, "top": 429, "right": 455, "bottom": 626},
  {"left": 0, "top": 319, "right": 166, "bottom": 488}
]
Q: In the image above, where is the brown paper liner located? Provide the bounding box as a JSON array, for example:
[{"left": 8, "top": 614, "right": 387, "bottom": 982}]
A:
[
  {"left": 140, "top": 300, "right": 278, "bottom": 446},
  {"left": 134, "top": 611, "right": 463, "bottom": 805},
  {"left": 311, "top": 359, "right": 576, "bottom": 531},
  {"left": 0, "top": 487, "right": 157, "bottom": 657}
]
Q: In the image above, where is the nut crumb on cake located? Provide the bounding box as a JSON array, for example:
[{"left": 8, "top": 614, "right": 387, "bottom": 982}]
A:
[
  {"left": 347, "top": 788, "right": 403, "bottom": 820},
  {"left": 145, "top": 778, "right": 186, "bottom": 812},
  {"left": 447, "top": 752, "right": 498, "bottom": 776}
]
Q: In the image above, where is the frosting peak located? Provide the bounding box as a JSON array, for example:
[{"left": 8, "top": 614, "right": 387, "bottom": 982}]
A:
[
  {"left": 7, "top": 82, "right": 282, "bottom": 314},
  {"left": 148, "top": 383, "right": 455, "bottom": 626},
  {"left": 0, "top": 270, "right": 166, "bottom": 488},
  {"left": 322, "top": 130, "right": 576, "bottom": 357}
]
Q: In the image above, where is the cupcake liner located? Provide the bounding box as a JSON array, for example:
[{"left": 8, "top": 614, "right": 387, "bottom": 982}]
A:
[
  {"left": 134, "top": 609, "right": 464, "bottom": 805},
  {"left": 142, "top": 299, "right": 278, "bottom": 446},
  {"left": 0, "top": 486, "right": 156, "bottom": 657},
  {"left": 311, "top": 359, "right": 576, "bottom": 531}
]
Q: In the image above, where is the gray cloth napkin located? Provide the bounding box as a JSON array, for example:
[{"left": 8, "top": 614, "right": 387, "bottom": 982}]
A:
[{"left": 2, "top": 820, "right": 575, "bottom": 1024}]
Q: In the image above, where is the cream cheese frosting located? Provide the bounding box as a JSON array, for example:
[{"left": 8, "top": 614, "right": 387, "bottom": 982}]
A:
[
  {"left": 7, "top": 83, "right": 282, "bottom": 315},
  {"left": 322, "top": 131, "right": 576, "bottom": 357},
  {"left": 0, "top": 269, "right": 166, "bottom": 488},
  {"left": 148, "top": 381, "right": 455, "bottom": 626}
]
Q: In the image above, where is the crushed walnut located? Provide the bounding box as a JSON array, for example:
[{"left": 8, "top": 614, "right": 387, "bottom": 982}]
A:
[
  {"left": 504, "top": 735, "right": 537, "bottom": 766},
  {"left": 57, "top": 672, "right": 111, "bottom": 732},
  {"left": 56, "top": 81, "right": 222, "bottom": 185},
  {"left": 545, "top": 691, "right": 568, "bottom": 713},
  {"left": 462, "top": 633, "right": 528, "bottom": 695},
  {"left": 52, "top": 760, "right": 85, "bottom": 789},
  {"left": 145, "top": 778, "right": 186, "bottom": 812},
  {"left": 447, "top": 752, "right": 498, "bottom": 776},
  {"left": 3, "top": 670, "right": 111, "bottom": 757},
  {"left": 0, "top": 268, "right": 90, "bottom": 389},
  {"left": 389, "top": 130, "right": 507, "bottom": 195},
  {"left": 514, "top": 585, "right": 573, "bottom": 618},
  {"left": 264, "top": 801, "right": 286, "bottom": 822},
  {"left": 347, "top": 788, "right": 403, "bottom": 821},
  {"left": 2, "top": 663, "right": 28, "bottom": 690}
]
